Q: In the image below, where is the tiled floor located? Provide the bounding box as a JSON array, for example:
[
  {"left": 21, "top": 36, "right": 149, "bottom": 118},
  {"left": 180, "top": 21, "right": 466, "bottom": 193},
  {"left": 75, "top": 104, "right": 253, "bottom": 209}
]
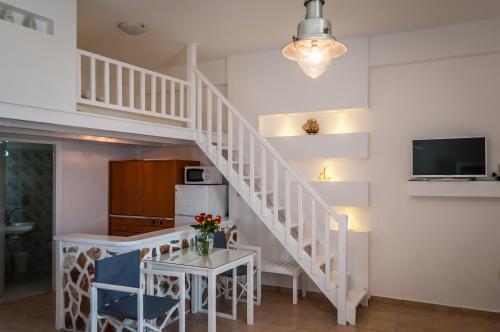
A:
[{"left": 0, "top": 289, "right": 498, "bottom": 331}]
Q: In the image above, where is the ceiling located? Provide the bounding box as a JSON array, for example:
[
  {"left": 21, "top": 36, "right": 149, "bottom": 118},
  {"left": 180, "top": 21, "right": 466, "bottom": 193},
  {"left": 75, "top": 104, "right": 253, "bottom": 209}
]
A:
[{"left": 77, "top": 0, "right": 500, "bottom": 70}]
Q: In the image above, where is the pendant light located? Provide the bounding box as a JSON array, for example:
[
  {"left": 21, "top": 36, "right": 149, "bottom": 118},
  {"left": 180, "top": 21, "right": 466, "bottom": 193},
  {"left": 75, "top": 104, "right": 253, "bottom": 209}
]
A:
[{"left": 282, "top": 0, "right": 347, "bottom": 79}]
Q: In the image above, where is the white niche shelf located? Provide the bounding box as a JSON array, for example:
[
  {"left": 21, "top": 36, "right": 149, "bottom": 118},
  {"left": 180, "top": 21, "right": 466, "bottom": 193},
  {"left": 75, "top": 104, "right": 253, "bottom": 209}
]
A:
[
  {"left": 407, "top": 180, "right": 500, "bottom": 198},
  {"left": 267, "top": 132, "right": 369, "bottom": 160},
  {"left": 309, "top": 181, "right": 369, "bottom": 207}
]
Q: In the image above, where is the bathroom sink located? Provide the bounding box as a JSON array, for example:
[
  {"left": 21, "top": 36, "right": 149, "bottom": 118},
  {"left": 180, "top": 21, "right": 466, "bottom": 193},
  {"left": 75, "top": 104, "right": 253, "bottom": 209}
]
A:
[{"left": 5, "top": 222, "right": 34, "bottom": 236}]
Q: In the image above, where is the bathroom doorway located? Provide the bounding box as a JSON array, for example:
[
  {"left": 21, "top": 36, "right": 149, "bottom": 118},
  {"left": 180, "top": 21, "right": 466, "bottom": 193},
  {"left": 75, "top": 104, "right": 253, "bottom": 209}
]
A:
[{"left": 0, "top": 140, "right": 55, "bottom": 303}]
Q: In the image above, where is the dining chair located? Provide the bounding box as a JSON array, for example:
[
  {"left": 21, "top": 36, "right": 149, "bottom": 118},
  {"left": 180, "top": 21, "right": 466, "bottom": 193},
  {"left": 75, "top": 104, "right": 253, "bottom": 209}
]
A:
[
  {"left": 213, "top": 231, "right": 262, "bottom": 312},
  {"left": 90, "top": 250, "right": 185, "bottom": 332}
]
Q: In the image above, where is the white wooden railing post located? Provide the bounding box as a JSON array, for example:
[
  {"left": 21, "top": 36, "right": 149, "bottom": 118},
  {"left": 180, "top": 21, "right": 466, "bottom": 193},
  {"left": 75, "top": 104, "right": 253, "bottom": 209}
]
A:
[
  {"left": 196, "top": 77, "right": 202, "bottom": 141},
  {"left": 311, "top": 198, "right": 317, "bottom": 274},
  {"left": 116, "top": 65, "right": 122, "bottom": 107},
  {"left": 261, "top": 146, "right": 267, "bottom": 217},
  {"left": 228, "top": 111, "right": 233, "bottom": 177},
  {"left": 337, "top": 214, "right": 348, "bottom": 325},
  {"left": 297, "top": 185, "right": 303, "bottom": 258},
  {"left": 325, "top": 213, "right": 331, "bottom": 290},
  {"left": 216, "top": 98, "right": 223, "bottom": 166},
  {"left": 104, "top": 61, "right": 110, "bottom": 104},
  {"left": 238, "top": 122, "right": 244, "bottom": 191},
  {"left": 129, "top": 69, "right": 134, "bottom": 109},
  {"left": 285, "top": 171, "right": 291, "bottom": 244},
  {"left": 140, "top": 72, "right": 146, "bottom": 111},
  {"left": 76, "top": 52, "right": 81, "bottom": 103},
  {"left": 90, "top": 57, "right": 96, "bottom": 103},
  {"left": 161, "top": 78, "right": 166, "bottom": 115},
  {"left": 170, "top": 80, "right": 176, "bottom": 117},
  {"left": 151, "top": 75, "right": 156, "bottom": 113},
  {"left": 187, "top": 44, "right": 197, "bottom": 129},
  {"left": 249, "top": 135, "right": 255, "bottom": 203},
  {"left": 272, "top": 158, "right": 278, "bottom": 231}
]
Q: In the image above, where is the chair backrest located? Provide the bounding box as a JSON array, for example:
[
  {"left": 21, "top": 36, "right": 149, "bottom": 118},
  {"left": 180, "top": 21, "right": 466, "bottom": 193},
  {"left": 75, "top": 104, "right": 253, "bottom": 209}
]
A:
[
  {"left": 213, "top": 231, "right": 227, "bottom": 249},
  {"left": 95, "top": 250, "right": 140, "bottom": 306}
]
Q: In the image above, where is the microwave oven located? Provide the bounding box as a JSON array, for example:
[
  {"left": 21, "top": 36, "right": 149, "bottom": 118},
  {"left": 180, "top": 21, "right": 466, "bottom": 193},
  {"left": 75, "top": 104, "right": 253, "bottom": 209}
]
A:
[{"left": 184, "top": 166, "right": 222, "bottom": 184}]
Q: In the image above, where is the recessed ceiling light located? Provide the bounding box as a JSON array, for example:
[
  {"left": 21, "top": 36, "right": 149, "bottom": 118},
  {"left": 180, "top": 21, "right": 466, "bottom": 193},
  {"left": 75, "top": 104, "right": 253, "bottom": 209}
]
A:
[{"left": 118, "top": 22, "right": 147, "bottom": 35}]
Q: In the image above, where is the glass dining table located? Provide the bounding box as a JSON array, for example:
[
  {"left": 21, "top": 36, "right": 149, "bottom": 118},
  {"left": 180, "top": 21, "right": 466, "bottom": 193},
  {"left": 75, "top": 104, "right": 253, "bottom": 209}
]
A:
[{"left": 144, "top": 246, "right": 255, "bottom": 332}]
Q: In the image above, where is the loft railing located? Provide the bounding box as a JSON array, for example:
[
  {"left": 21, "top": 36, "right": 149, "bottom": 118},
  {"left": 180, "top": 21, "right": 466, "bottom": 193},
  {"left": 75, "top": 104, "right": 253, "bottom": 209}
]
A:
[
  {"left": 191, "top": 66, "right": 349, "bottom": 324},
  {"left": 76, "top": 49, "right": 191, "bottom": 123}
]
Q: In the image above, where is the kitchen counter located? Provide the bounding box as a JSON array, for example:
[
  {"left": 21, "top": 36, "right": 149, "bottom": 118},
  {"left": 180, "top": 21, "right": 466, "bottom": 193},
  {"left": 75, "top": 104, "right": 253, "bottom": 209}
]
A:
[{"left": 53, "top": 219, "right": 236, "bottom": 331}]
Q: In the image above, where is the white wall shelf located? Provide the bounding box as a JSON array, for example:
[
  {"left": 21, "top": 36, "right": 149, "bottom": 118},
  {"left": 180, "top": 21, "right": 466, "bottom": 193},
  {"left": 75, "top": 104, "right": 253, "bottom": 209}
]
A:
[
  {"left": 267, "top": 132, "right": 369, "bottom": 160},
  {"left": 309, "top": 181, "right": 369, "bottom": 207},
  {"left": 407, "top": 180, "right": 500, "bottom": 198}
]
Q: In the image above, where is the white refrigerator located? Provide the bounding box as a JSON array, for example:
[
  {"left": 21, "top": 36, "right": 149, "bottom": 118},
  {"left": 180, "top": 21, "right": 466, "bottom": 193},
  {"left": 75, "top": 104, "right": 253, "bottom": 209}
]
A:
[{"left": 175, "top": 185, "right": 228, "bottom": 226}]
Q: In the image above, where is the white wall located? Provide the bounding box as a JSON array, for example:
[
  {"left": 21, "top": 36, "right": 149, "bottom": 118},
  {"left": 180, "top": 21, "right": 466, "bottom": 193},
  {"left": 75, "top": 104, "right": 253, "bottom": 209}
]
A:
[
  {"left": 0, "top": 0, "right": 76, "bottom": 112},
  {"left": 226, "top": 19, "right": 500, "bottom": 311},
  {"left": 59, "top": 141, "right": 139, "bottom": 235}
]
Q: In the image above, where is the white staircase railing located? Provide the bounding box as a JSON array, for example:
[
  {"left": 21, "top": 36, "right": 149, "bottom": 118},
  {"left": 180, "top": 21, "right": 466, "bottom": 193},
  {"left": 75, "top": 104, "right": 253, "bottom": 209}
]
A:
[
  {"left": 76, "top": 49, "right": 191, "bottom": 124},
  {"left": 191, "top": 67, "right": 350, "bottom": 324}
]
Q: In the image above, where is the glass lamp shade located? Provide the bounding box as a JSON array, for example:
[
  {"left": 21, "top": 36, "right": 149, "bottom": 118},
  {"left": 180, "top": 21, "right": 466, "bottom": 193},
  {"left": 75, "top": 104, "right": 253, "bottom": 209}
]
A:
[{"left": 282, "top": 37, "right": 347, "bottom": 79}]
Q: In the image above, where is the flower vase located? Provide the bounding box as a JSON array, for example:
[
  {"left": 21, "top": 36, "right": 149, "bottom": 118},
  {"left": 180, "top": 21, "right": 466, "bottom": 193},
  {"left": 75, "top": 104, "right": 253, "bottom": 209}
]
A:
[{"left": 197, "top": 233, "right": 214, "bottom": 256}]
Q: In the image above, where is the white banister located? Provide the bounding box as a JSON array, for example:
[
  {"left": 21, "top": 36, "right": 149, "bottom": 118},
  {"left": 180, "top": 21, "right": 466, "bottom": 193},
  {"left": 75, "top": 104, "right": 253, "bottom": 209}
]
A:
[
  {"left": 90, "top": 57, "right": 96, "bottom": 102},
  {"left": 238, "top": 121, "right": 244, "bottom": 191},
  {"left": 216, "top": 97, "right": 222, "bottom": 166},
  {"left": 261, "top": 147, "right": 267, "bottom": 217},
  {"left": 161, "top": 78, "right": 166, "bottom": 115},
  {"left": 337, "top": 214, "right": 348, "bottom": 325},
  {"left": 187, "top": 44, "right": 197, "bottom": 129},
  {"left": 170, "top": 80, "right": 175, "bottom": 116},
  {"left": 325, "top": 212, "right": 331, "bottom": 290},
  {"left": 196, "top": 77, "right": 202, "bottom": 139},
  {"left": 298, "top": 184, "right": 304, "bottom": 258},
  {"left": 76, "top": 49, "right": 190, "bottom": 123},
  {"left": 129, "top": 69, "right": 134, "bottom": 108},
  {"left": 311, "top": 197, "right": 317, "bottom": 274},
  {"left": 104, "top": 61, "right": 110, "bottom": 104},
  {"left": 272, "top": 158, "right": 278, "bottom": 231},
  {"left": 285, "top": 170, "right": 291, "bottom": 244},
  {"left": 116, "top": 65, "right": 122, "bottom": 107},
  {"left": 151, "top": 75, "right": 156, "bottom": 113},
  {"left": 179, "top": 83, "right": 185, "bottom": 118},
  {"left": 207, "top": 94, "right": 213, "bottom": 150},
  {"left": 249, "top": 134, "right": 255, "bottom": 202},
  {"left": 228, "top": 111, "right": 233, "bottom": 176}
]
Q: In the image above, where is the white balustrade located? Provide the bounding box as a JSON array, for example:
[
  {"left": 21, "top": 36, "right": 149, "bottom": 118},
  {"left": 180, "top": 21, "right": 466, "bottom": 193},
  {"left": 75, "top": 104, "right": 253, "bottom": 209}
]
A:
[
  {"left": 77, "top": 49, "right": 190, "bottom": 123},
  {"left": 191, "top": 67, "right": 349, "bottom": 324}
]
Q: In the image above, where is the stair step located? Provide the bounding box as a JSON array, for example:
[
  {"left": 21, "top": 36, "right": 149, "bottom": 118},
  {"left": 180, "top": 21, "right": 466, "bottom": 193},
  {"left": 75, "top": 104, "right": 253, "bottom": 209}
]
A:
[
  {"left": 347, "top": 289, "right": 367, "bottom": 308},
  {"left": 330, "top": 270, "right": 351, "bottom": 288},
  {"left": 316, "top": 253, "right": 335, "bottom": 268},
  {"left": 243, "top": 176, "right": 262, "bottom": 181},
  {"left": 255, "top": 190, "right": 273, "bottom": 196}
]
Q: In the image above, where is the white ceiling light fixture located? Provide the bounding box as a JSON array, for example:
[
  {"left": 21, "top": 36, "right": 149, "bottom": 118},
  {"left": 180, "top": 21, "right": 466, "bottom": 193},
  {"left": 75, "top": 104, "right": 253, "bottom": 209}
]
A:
[
  {"left": 118, "top": 22, "right": 147, "bottom": 35},
  {"left": 282, "top": 0, "right": 347, "bottom": 79}
]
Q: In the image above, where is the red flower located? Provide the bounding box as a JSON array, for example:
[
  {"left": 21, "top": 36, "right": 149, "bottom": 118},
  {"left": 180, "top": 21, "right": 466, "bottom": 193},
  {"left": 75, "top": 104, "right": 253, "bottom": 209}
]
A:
[
  {"left": 206, "top": 214, "right": 212, "bottom": 222},
  {"left": 214, "top": 215, "right": 222, "bottom": 224}
]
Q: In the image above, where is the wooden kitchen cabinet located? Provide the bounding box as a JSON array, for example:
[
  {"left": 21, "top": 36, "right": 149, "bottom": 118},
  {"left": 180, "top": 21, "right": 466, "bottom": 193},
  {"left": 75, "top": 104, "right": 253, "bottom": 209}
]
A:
[{"left": 109, "top": 159, "right": 199, "bottom": 236}]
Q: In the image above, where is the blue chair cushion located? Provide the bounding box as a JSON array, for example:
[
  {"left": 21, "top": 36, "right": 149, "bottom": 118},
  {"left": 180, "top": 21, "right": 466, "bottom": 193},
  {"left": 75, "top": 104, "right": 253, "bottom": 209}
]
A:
[
  {"left": 98, "top": 294, "right": 180, "bottom": 320},
  {"left": 95, "top": 250, "right": 141, "bottom": 307}
]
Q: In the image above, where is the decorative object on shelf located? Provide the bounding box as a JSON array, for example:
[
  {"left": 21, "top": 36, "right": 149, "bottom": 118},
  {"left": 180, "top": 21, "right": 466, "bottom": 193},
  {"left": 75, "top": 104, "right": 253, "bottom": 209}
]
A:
[
  {"left": 302, "top": 118, "right": 320, "bottom": 135},
  {"left": 0, "top": 8, "right": 14, "bottom": 22},
  {"left": 191, "top": 212, "right": 222, "bottom": 256},
  {"left": 282, "top": 0, "right": 347, "bottom": 79},
  {"left": 22, "top": 15, "right": 37, "bottom": 30},
  {"left": 318, "top": 166, "right": 332, "bottom": 182}
]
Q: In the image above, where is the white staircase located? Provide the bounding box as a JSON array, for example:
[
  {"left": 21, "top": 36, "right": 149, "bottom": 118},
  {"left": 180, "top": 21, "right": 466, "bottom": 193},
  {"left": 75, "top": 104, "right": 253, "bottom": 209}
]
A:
[
  {"left": 75, "top": 46, "right": 368, "bottom": 325},
  {"left": 190, "top": 67, "right": 368, "bottom": 325}
]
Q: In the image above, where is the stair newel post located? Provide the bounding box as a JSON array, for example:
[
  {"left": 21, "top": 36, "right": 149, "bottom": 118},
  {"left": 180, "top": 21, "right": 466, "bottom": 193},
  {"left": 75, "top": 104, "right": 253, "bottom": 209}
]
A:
[
  {"left": 311, "top": 197, "right": 317, "bottom": 275},
  {"left": 325, "top": 213, "right": 331, "bottom": 290},
  {"left": 337, "top": 214, "right": 348, "bottom": 325},
  {"left": 297, "top": 184, "right": 304, "bottom": 258},
  {"left": 272, "top": 158, "right": 279, "bottom": 231},
  {"left": 238, "top": 121, "right": 244, "bottom": 191},
  {"left": 187, "top": 43, "right": 197, "bottom": 129},
  {"left": 227, "top": 110, "right": 233, "bottom": 177},
  {"left": 207, "top": 94, "right": 213, "bottom": 152},
  {"left": 249, "top": 134, "right": 255, "bottom": 203},
  {"left": 285, "top": 171, "right": 291, "bottom": 244},
  {"left": 217, "top": 98, "right": 223, "bottom": 166},
  {"left": 196, "top": 77, "right": 203, "bottom": 141},
  {"left": 261, "top": 146, "right": 267, "bottom": 217}
]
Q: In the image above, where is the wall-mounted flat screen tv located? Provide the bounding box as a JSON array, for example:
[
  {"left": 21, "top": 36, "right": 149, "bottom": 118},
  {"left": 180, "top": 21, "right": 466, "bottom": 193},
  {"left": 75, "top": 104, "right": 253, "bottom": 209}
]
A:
[{"left": 412, "top": 137, "right": 486, "bottom": 177}]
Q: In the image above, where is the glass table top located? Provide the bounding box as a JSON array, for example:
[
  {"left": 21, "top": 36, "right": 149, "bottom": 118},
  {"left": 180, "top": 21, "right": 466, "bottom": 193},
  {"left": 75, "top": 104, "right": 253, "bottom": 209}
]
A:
[{"left": 145, "top": 247, "right": 255, "bottom": 270}]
